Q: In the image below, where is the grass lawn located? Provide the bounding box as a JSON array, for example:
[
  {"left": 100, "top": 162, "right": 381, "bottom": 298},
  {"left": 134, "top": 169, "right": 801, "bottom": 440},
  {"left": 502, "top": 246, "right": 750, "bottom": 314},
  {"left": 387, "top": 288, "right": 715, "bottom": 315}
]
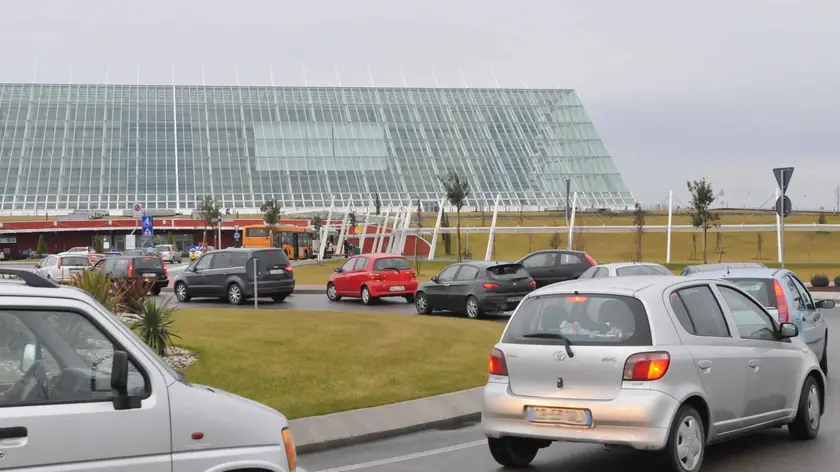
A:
[{"left": 175, "top": 308, "right": 503, "bottom": 419}]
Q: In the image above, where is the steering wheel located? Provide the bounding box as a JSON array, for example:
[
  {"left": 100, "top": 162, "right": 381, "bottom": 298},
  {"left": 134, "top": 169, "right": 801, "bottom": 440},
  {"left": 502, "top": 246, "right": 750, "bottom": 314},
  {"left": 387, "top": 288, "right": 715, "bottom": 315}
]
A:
[{"left": 15, "top": 360, "right": 48, "bottom": 403}]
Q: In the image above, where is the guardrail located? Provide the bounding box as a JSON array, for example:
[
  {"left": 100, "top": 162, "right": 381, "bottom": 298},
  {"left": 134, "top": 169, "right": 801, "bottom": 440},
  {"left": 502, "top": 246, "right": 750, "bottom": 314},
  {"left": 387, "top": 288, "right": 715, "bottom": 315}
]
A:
[{"left": 394, "top": 224, "right": 840, "bottom": 235}]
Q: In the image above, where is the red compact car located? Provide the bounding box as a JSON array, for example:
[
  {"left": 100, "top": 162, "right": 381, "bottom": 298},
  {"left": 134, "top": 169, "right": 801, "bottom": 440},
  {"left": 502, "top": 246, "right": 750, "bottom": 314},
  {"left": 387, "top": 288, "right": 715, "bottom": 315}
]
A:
[{"left": 326, "top": 254, "right": 418, "bottom": 305}]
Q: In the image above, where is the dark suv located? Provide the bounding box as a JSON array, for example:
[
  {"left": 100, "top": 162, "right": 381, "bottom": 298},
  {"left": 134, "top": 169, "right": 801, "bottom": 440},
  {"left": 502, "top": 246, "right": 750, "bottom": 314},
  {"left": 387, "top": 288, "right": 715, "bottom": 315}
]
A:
[
  {"left": 93, "top": 255, "right": 169, "bottom": 295},
  {"left": 172, "top": 248, "right": 295, "bottom": 305}
]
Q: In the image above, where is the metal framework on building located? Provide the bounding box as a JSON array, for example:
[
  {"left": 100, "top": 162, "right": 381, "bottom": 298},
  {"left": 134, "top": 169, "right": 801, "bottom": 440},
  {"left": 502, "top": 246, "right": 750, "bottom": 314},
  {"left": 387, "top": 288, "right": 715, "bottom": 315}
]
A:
[{"left": 0, "top": 82, "right": 636, "bottom": 214}]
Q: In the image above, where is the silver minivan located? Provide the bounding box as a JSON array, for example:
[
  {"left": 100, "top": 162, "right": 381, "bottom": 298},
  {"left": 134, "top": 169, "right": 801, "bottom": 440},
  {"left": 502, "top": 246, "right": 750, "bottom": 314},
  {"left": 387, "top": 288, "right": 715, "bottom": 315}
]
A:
[
  {"left": 0, "top": 269, "right": 304, "bottom": 471},
  {"left": 482, "top": 276, "right": 825, "bottom": 471}
]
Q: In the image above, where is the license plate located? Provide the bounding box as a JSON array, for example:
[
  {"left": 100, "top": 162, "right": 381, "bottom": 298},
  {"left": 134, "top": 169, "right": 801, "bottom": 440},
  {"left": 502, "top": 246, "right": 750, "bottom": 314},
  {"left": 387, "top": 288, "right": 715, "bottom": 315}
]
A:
[
  {"left": 269, "top": 269, "right": 285, "bottom": 275},
  {"left": 525, "top": 406, "right": 592, "bottom": 426},
  {"left": 390, "top": 285, "right": 406, "bottom": 292},
  {"left": 143, "top": 273, "right": 156, "bottom": 278},
  {"left": 507, "top": 296, "right": 524, "bottom": 302}
]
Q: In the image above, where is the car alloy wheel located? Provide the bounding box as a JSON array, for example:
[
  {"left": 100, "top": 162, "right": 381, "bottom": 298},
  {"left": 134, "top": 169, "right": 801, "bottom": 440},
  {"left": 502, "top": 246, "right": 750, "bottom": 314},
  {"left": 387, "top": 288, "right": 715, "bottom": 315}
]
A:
[
  {"left": 327, "top": 283, "right": 340, "bottom": 301},
  {"left": 466, "top": 296, "right": 480, "bottom": 319},
  {"left": 228, "top": 284, "right": 243, "bottom": 305},
  {"left": 415, "top": 293, "right": 428, "bottom": 313},
  {"left": 175, "top": 283, "right": 189, "bottom": 302},
  {"left": 362, "top": 286, "right": 374, "bottom": 305}
]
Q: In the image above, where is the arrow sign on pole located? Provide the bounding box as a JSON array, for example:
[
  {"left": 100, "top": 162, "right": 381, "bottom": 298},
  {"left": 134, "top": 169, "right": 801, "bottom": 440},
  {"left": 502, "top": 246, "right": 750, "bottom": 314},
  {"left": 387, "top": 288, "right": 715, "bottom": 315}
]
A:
[
  {"left": 773, "top": 167, "right": 794, "bottom": 193},
  {"left": 774, "top": 195, "right": 792, "bottom": 218}
]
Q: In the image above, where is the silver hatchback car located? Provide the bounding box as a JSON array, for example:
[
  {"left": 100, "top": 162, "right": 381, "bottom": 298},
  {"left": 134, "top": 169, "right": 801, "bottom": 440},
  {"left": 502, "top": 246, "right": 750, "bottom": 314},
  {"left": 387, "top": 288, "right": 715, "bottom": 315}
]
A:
[{"left": 482, "top": 276, "right": 825, "bottom": 471}]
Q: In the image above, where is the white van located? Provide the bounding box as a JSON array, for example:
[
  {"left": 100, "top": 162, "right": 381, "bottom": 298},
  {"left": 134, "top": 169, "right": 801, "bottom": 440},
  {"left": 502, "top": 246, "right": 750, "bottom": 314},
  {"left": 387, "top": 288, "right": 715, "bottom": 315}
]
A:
[{"left": 0, "top": 269, "right": 304, "bottom": 472}]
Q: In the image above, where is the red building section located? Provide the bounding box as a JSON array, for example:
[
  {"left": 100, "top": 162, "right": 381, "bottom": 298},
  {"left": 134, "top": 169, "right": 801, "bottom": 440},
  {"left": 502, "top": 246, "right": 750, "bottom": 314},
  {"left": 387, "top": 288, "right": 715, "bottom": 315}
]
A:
[{"left": 0, "top": 218, "right": 431, "bottom": 257}]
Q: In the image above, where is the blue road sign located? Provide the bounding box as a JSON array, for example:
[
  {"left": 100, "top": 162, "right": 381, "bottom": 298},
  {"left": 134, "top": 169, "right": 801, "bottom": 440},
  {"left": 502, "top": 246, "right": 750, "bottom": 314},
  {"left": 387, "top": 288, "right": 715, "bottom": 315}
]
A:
[
  {"left": 142, "top": 228, "right": 154, "bottom": 238},
  {"left": 141, "top": 216, "right": 153, "bottom": 228},
  {"left": 234, "top": 231, "right": 241, "bottom": 240},
  {"left": 189, "top": 246, "right": 196, "bottom": 253}
]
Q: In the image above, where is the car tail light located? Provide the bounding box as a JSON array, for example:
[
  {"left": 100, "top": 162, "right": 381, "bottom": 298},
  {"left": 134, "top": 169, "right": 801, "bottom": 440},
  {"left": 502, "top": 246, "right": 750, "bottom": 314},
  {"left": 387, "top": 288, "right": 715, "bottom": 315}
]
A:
[
  {"left": 127, "top": 262, "right": 133, "bottom": 278},
  {"left": 488, "top": 348, "right": 508, "bottom": 376},
  {"left": 163, "top": 264, "right": 169, "bottom": 278},
  {"left": 56, "top": 257, "right": 62, "bottom": 268},
  {"left": 774, "top": 279, "right": 789, "bottom": 323},
  {"left": 584, "top": 254, "right": 597, "bottom": 266},
  {"left": 565, "top": 296, "right": 588, "bottom": 302},
  {"left": 482, "top": 283, "right": 500, "bottom": 290},
  {"left": 282, "top": 427, "right": 297, "bottom": 471},
  {"left": 528, "top": 280, "right": 536, "bottom": 287},
  {"left": 410, "top": 271, "right": 416, "bottom": 279},
  {"left": 284, "top": 265, "right": 294, "bottom": 273},
  {"left": 623, "top": 352, "right": 670, "bottom": 381}
]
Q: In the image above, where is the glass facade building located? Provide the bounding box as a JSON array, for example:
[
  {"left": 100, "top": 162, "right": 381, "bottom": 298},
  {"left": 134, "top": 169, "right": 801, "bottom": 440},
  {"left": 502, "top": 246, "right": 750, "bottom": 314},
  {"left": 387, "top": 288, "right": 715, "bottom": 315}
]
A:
[{"left": 0, "top": 83, "right": 635, "bottom": 214}]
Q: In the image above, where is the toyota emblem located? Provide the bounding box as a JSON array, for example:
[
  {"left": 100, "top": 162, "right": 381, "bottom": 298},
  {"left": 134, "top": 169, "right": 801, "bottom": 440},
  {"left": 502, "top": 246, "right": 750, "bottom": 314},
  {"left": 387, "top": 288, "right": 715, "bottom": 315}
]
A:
[{"left": 553, "top": 350, "right": 567, "bottom": 361}]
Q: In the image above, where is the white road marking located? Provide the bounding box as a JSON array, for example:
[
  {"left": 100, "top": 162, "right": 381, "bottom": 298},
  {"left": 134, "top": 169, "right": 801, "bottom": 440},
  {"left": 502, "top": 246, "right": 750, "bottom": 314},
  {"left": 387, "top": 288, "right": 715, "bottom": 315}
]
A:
[{"left": 312, "top": 440, "right": 485, "bottom": 472}]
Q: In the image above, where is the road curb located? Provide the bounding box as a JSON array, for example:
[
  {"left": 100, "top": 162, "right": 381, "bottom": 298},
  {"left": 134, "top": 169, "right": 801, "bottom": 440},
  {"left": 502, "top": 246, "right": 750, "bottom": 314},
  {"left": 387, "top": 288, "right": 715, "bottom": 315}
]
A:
[
  {"left": 291, "top": 387, "right": 483, "bottom": 454},
  {"left": 159, "top": 287, "right": 325, "bottom": 295}
]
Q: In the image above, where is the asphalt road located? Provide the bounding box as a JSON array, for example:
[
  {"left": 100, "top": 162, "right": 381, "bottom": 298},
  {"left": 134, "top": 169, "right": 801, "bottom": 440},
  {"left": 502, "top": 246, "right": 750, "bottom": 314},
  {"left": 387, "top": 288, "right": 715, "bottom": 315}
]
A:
[{"left": 300, "top": 307, "right": 840, "bottom": 472}]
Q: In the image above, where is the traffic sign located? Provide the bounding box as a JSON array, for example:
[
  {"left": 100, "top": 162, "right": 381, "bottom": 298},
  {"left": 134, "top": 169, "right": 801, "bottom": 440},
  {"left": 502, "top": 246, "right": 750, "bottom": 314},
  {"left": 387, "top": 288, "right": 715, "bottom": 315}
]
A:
[
  {"left": 142, "top": 228, "right": 154, "bottom": 237},
  {"left": 775, "top": 195, "right": 792, "bottom": 218},
  {"left": 773, "top": 167, "right": 794, "bottom": 193},
  {"left": 133, "top": 202, "right": 143, "bottom": 218},
  {"left": 189, "top": 246, "right": 196, "bottom": 253},
  {"left": 234, "top": 231, "right": 241, "bottom": 240},
  {"left": 141, "top": 216, "right": 153, "bottom": 228}
]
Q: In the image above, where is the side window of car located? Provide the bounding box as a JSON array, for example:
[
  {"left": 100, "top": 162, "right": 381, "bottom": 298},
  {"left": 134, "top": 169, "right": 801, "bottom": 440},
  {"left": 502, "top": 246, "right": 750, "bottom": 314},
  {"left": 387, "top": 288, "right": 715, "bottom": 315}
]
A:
[
  {"left": 0, "top": 310, "right": 148, "bottom": 407},
  {"left": 229, "top": 252, "right": 248, "bottom": 268},
  {"left": 114, "top": 258, "right": 130, "bottom": 276},
  {"left": 522, "top": 253, "right": 554, "bottom": 268},
  {"left": 787, "top": 275, "right": 815, "bottom": 310},
  {"left": 195, "top": 255, "right": 213, "bottom": 271},
  {"left": 578, "top": 267, "right": 596, "bottom": 279},
  {"left": 593, "top": 267, "right": 609, "bottom": 278},
  {"left": 210, "top": 252, "right": 232, "bottom": 269},
  {"left": 669, "top": 285, "right": 731, "bottom": 337},
  {"left": 340, "top": 258, "right": 357, "bottom": 272},
  {"left": 717, "top": 286, "right": 777, "bottom": 341},
  {"left": 558, "top": 253, "right": 583, "bottom": 265},
  {"left": 438, "top": 265, "right": 460, "bottom": 282},
  {"left": 354, "top": 257, "right": 368, "bottom": 271},
  {"left": 455, "top": 265, "right": 479, "bottom": 281}
]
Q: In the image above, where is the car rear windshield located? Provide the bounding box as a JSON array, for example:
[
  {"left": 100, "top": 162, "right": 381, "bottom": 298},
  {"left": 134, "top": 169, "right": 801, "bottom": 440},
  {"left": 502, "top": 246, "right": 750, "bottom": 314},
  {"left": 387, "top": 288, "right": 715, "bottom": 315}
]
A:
[
  {"left": 60, "top": 256, "right": 89, "bottom": 267},
  {"left": 256, "top": 249, "right": 291, "bottom": 270},
  {"left": 133, "top": 257, "right": 163, "bottom": 270},
  {"left": 373, "top": 257, "right": 411, "bottom": 271},
  {"left": 503, "top": 293, "right": 652, "bottom": 346},
  {"left": 487, "top": 263, "right": 529, "bottom": 279},
  {"left": 726, "top": 278, "right": 777, "bottom": 308},
  {"left": 616, "top": 265, "right": 671, "bottom": 276}
]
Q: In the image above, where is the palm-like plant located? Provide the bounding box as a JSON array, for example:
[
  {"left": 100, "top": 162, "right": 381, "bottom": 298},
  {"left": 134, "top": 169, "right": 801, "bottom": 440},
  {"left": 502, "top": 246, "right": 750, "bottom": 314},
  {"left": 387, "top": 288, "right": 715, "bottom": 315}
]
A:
[
  {"left": 127, "top": 296, "right": 181, "bottom": 356},
  {"left": 68, "top": 269, "right": 123, "bottom": 312},
  {"left": 437, "top": 169, "right": 471, "bottom": 262}
]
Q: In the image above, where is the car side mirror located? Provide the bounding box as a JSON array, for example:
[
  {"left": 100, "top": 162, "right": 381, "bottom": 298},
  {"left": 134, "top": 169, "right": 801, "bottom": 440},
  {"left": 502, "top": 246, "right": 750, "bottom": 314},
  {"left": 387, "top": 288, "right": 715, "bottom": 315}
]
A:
[
  {"left": 334, "top": 267, "right": 342, "bottom": 273},
  {"left": 816, "top": 299, "right": 835, "bottom": 309},
  {"left": 20, "top": 343, "right": 36, "bottom": 372},
  {"left": 431, "top": 275, "right": 439, "bottom": 283},
  {"left": 111, "top": 350, "right": 140, "bottom": 410},
  {"left": 779, "top": 322, "right": 799, "bottom": 339}
]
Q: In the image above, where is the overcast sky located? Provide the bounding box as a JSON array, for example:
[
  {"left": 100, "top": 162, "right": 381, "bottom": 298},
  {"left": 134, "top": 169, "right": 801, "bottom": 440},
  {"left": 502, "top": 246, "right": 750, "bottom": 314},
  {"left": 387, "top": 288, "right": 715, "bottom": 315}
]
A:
[{"left": 1, "top": 0, "right": 838, "bottom": 209}]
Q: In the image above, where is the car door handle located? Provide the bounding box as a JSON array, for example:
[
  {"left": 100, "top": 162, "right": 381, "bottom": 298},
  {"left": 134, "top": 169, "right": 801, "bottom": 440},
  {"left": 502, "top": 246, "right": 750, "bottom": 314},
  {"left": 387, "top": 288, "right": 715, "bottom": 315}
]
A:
[
  {"left": 749, "top": 359, "right": 761, "bottom": 368},
  {"left": 697, "top": 360, "right": 713, "bottom": 369},
  {"left": 0, "top": 427, "right": 27, "bottom": 440}
]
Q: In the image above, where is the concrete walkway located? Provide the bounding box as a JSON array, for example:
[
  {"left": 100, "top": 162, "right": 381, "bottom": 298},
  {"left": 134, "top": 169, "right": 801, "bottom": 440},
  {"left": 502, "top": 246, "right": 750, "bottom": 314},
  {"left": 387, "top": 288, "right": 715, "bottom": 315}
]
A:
[{"left": 292, "top": 387, "right": 482, "bottom": 454}]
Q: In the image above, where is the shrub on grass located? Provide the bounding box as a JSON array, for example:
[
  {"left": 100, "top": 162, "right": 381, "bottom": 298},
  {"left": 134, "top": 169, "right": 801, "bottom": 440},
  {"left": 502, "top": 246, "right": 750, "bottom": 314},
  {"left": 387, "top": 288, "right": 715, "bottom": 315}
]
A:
[
  {"left": 811, "top": 274, "right": 829, "bottom": 288},
  {"left": 834, "top": 275, "right": 840, "bottom": 287}
]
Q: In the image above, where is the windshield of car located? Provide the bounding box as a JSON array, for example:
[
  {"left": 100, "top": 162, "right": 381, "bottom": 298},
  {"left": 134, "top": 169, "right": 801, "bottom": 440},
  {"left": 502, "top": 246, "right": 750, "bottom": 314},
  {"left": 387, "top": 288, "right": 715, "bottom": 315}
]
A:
[
  {"left": 60, "top": 256, "right": 89, "bottom": 267},
  {"left": 503, "top": 293, "right": 651, "bottom": 346},
  {"left": 373, "top": 257, "right": 411, "bottom": 271},
  {"left": 134, "top": 257, "right": 163, "bottom": 270},
  {"left": 487, "top": 263, "right": 529, "bottom": 279},
  {"left": 725, "top": 278, "right": 777, "bottom": 308}
]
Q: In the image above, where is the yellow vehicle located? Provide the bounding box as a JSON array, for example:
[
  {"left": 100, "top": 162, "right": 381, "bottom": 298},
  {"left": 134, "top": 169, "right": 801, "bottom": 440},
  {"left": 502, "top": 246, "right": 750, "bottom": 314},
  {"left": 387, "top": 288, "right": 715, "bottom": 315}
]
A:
[{"left": 241, "top": 224, "right": 315, "bottom": 260}]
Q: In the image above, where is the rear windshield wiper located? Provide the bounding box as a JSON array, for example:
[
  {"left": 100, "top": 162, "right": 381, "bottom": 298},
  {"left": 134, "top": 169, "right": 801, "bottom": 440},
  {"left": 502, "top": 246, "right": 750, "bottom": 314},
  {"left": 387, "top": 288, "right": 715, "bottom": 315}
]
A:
[{"left": 521, "top": 333, "right": 574, "bottom": 357}]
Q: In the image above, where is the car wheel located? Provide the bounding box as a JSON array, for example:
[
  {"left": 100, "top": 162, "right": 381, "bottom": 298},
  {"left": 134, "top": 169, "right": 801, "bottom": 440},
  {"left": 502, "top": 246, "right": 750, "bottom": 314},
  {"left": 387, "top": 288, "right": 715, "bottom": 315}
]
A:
[
  {"left": 327, "top": 283, "right": 342, "bottom": 301},
  {"left": 361, "top": 286, "right": 376, "bottom": 305},
  {"left": 487, "top": 437, "right": 538, "bottom": 468},
  {"left": 661, "top": 404, "right": 705, "bottom": 472},
  {"left": 271, "top": 293, "right": 288, "bottom": 303},
  {"left": 789, "top": 375, "right": 822, "bottom": 440},
  {"left": 174, "top": 282, "right": 191, "bottom": 302},
  {"left": 466, "top": 295, "right": 482, "bottom": 319},
  {"left": 404, "top": 294, "right": 415, "bottom": 304},
  {"left": 227, "top": 283, "right": 244, "bottom": 305},
  {"left": 151, "top": 287, "right": 161, "bottom": 296},
  {"left": 820, "top": 332, "right": 828, "bottom": 376},
  {"left": 415, "top": 292, "right": 432, "bottom": 314}
]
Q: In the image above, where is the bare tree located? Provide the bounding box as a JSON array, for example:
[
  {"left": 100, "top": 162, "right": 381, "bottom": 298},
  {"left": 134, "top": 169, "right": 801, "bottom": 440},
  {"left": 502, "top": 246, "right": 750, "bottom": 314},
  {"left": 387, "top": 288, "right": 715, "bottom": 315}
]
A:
[
  {"left": 441, "top": 211, "right": 452, "bottom": 256},
  {"left": 756, "top": 232, "right": 763, "bottom": 260},
  {"left": 438, "top": 169, "right": 471, "bottom": 262},
  {"left": 413, "top": 199, "right": 423, "bottom": 271},
  {"left": 549, "top": 233, "right": 562, "bottom": 249},
  {"left": 632, "top": 202, "right": 646, "bottom": 262},
  {"left": 373, "top": 193, "right": 382, "bottom": 216},
  {"left": 687, "top": 178, "right": 721, "bottom": 263},
  {"left": 196, "top": 195, "right": 221, "bottom": 248},
  {"left": 260, "top": 199, "right": 282, "bottom": 248}
]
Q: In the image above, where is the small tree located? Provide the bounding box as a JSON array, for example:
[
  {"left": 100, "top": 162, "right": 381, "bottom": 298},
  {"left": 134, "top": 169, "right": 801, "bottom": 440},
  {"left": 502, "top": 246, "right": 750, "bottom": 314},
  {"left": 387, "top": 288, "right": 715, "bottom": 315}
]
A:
[
  {"left": 819, "top": 210, "right": 827, "bottom": 225},
  {"left": 413, "top": 199, "right": 423, "bottom": 270},
  {"left": 438, "top": 169, "right": 471, "bottom": 262},
  {"left": 260, "top": 199, "right": 282, "bottom": 247},
  {"left": 167, "top": 232, "right": 175, "bottom": 246},
  {"left": 549, "top": 233, "right": 562, "bottom": 249},
  {"left": 572, "top": 214, "right": 586, "bottom": 251},
  {"left": 441, "top": 211, "right": 452, "bottom": 256},
  {"left": 94, "top": 235, "right": 104, "bottom": 254},
  {"left": 310, "top": 215, "right": 323, "bottom": 261},
  {"left": 196, "top": 195, "right": 222, "bottom": 248},
  {"left": 807, "top": 230, "right": 817, "bottom": 261},
  {"left": 373, "top": 193, "right": 382, "bottom": 216},
  {"left": 632, "top": 202, "right": 646, "bottom": 262},
  {"left": 36, "top": 235, "right": 48, "bottom": 255},
  {"left": 687, "top": 178, "right": 720, "bottom": 263},
  {"left": 756, "top": 232, "right": 763, "bottom": 260}
]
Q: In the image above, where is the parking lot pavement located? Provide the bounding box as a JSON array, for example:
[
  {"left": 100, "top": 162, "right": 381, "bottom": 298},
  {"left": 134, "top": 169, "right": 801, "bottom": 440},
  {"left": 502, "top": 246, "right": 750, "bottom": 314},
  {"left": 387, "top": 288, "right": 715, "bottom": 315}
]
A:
[{"left": 299, "top": 307, "right": 840, "bottom": 472}]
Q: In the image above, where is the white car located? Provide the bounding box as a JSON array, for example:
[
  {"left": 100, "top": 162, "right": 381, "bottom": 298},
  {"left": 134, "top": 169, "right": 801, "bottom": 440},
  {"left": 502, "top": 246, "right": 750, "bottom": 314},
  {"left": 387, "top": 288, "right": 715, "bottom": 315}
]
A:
[
  {"left": 0, "top": 268, "right": 304, "bottom": 471},
  {"left": 578, "top": 261, "right": 672, "bottom": 278},
  {"left": 482, "top": 275, "right": 824, "bottom": 471}
]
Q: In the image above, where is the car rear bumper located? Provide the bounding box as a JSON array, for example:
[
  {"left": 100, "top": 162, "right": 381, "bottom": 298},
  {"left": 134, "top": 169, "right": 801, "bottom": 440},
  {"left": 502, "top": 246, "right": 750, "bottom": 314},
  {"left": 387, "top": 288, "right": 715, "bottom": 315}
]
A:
[
  {"left": 368, "top": 280, "right": 419, "bottom": 297},
  {"left": 481, "top": 291, "right": 532, "bottom": 312},
  {"left": 244, "top": 279, "right": 296, "bottom": 297},
  {"left": 482, "top": 382, "right": 678, "bottom": 451}
]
